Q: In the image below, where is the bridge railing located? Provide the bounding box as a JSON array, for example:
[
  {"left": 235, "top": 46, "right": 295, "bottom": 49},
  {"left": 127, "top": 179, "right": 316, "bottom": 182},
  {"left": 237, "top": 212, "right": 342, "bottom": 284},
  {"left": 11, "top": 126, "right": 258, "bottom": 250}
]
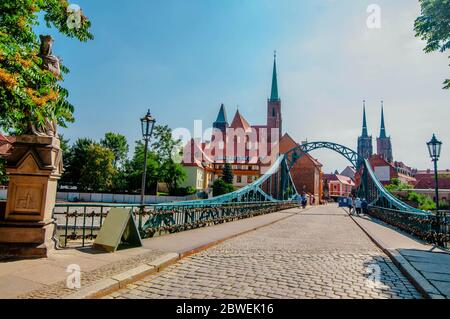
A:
[
  {"left": 367, "top": 206, "right": 449, "bottom": 247},
  {"left": 52, "top": 201, "right": 298, "bottom": 248}
]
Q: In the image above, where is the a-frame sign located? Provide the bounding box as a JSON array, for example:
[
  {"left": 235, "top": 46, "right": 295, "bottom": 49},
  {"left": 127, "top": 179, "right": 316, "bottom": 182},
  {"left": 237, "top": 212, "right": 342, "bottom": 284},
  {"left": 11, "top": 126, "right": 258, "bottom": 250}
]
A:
[{"left": 93, "top": 208, "right": 142, "bottom": 252}]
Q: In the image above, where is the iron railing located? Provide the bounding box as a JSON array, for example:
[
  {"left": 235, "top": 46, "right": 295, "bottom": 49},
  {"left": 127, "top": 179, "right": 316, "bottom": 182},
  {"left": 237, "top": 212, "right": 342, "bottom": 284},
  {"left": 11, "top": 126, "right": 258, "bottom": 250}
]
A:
[
  {"left": 368, "top": 206, "right": 449, "bottom": 247},
  {"left": 53, "top": 201, "right": 298, "bottom": 248}
]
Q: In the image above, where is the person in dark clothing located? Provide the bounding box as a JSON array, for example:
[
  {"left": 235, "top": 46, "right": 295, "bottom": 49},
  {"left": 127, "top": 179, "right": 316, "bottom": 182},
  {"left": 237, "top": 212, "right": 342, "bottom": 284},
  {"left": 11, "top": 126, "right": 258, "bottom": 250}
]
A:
[{"left": 361, "top": 198, "right": 369, "bottom": 215}]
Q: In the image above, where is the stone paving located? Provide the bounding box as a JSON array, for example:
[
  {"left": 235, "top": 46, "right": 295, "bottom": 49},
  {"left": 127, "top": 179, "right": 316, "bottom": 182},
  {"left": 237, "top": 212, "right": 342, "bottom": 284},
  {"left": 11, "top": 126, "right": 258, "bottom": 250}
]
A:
[
  {"left": 106, "top": 205, "right": 422, "bottom": 299},
  {"left": 18, "top": 250, "right": 165, "bottom": 299}
]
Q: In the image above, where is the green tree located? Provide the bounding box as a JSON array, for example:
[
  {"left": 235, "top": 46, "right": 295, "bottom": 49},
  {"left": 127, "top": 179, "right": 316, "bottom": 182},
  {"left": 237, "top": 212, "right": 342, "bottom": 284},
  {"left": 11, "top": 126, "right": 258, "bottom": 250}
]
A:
[
  {"left": 100, "top": 132, "right": 129, "bottom": 168},
  {"left": 212, "top": 179, "right": 234, "bottom": 197},
  {"left": 0, "top": 0, "right": 93, "bottom": 134},
  {"left": 414, "top": 0, "right": 450, "bottom": 89},
  {"left": 78, "top": 143, "right": 116, "bottom": 192},
  {"left": 0, "top": 158, "right": 7, "bottom": 185},
  {"left": 407, "top": 192, "right": 436, "bottom": 211},
  {"left": 58, "top": 133, "right": 70, "bottom": 166},
  {"left": 127, "top": 141, "right": 160, "bottom": 195},
  {"left": 385, "top": 178, "right": 413, "bottom": 192},
  {"left": 60, "top": 137, "right": 93, "bottom": 188},
  {"left": 221, "top": 163, "right": 234, "bottom": 184},
  {"left": 151, "top": 125, "right": 186, "bottom": 195}
]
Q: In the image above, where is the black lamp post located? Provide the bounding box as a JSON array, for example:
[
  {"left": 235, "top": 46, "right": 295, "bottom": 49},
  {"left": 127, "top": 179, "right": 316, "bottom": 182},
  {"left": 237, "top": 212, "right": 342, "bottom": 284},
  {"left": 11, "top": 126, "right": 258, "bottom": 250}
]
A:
[
  {"left": 427, "top": 134, "right": 442, "bottom": 213},
  {"left": 139, "top": 109, "right": 156, "bottom": 231}
]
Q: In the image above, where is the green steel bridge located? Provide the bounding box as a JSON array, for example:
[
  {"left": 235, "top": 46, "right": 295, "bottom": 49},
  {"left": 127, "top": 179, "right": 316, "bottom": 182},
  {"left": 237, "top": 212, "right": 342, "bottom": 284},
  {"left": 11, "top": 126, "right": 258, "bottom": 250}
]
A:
[{"left": 53, "top": 141, "right": 449, "bottom": 248}]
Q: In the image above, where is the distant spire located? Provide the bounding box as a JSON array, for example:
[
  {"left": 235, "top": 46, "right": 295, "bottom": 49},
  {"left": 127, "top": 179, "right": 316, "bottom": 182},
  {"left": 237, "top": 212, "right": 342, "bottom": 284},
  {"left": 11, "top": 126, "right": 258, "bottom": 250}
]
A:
[
  {"left": 214, "top": 103, "right": 228, "bottom": 124},
  {"left": 380, "top": 101, "right": 387, "bottom": 138},
  {"left": 270, "top": 51, "right": 279, "bottom": 102},
  {"left": 361, "top": 100, "right": 368, "bottom": 137}
]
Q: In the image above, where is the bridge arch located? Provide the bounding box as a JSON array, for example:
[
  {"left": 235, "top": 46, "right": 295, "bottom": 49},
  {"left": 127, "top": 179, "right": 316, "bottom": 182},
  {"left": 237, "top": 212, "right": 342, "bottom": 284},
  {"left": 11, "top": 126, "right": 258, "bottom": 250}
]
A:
[
  {"left": 283, "top": 141, "right": 428, "bottom": 216},
  {"left": 284, "top": 141, "right": 361, "bottom": 169}
]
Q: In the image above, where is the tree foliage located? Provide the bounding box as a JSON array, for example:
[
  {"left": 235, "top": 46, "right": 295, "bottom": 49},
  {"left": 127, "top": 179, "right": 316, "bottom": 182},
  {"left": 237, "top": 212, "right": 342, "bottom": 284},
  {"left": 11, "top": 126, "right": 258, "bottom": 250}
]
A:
[
  {"left": 59, "top": 127, "right": 189, "bottom": 196},
  {"left": 0, "top": 0, "right": 93, "bottom": 134},
  {"left": 385, "top": 178, "right": 413, "bottom": 192},
  {"left": 212, "top": 179, "right": 234, "bottom": 197},
  {"left": 151, "top": 125, "right": 186, "bottom": 194},
  {"left": 0, "top": 158, "right": 7, "bottom": 185},
  {"left": 100, "top": 132, "right": 129, "bottom": 168},
  {"left": 414, "top": 0, "right": 450, "bottom": 89},
  {"left": 407, "top": 192, "right": 436, "bottom": 211},
  {"left": 221, "top": 163, "right": 234, "bottom": 184}
]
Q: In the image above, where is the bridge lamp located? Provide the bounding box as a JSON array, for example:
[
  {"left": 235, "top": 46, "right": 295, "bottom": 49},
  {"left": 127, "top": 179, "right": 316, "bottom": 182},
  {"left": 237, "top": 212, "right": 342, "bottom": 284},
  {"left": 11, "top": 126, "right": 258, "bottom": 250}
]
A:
[
  {"left": 427, "top": 134, "right": 442, "bottom": 218},
  {"left": 139, "top": 109, "right": 156, "bottom": 230}
]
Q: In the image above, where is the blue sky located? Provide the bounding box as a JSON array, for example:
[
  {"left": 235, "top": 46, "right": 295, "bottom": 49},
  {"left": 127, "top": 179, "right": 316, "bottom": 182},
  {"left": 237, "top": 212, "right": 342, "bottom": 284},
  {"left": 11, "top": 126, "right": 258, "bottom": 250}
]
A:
[{"left": 35, "top": 0, "right": 449, "bottom": 172}]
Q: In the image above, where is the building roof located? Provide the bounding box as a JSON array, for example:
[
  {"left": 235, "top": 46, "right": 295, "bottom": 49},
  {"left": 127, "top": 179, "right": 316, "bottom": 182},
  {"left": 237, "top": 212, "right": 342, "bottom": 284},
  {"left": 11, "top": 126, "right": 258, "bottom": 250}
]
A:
[
  {"left": 415, "top": 172, "right": 450, "bottom": 190},
  {"left": 361, "top": 101, "right": 369, "bottom": 138},
  {"left": 270, "top": 53, "right": 279, "bottom": 102},
  {"left": 214, "top": 103, "right": 228, "bottom": 125},
  {"left": 334, "top": 174, "right": 356, "bottom": 186},
  {"left": 323, "top": 173, "right": 338, "bottom": 182},
  {"left": 380, "top": 102, "right": 387, "bottom": 138},
  {"left": 230, "top": 110, "right": 252, "bottom": 132},
  {"left": 279, "top": 133, "right": 323, "bottom": 168}
]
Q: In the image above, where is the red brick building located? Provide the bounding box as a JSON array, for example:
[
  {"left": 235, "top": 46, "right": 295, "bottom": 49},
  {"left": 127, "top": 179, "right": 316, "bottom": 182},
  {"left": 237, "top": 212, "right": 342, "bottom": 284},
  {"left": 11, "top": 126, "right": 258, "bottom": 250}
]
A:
[
  {"left": 182, "top": 55, "right": 283, "bottom": 192},
  {"left": 279, "top": 134, "right": 323, "bottom": 204}
]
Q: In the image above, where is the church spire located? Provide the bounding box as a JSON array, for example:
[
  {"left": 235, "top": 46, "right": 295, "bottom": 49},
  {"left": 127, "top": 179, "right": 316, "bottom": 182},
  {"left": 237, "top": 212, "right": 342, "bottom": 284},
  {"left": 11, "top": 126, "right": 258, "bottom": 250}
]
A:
[
  {"left": 380, "top": 101, "right": 387, "bottom": 138},
  {"left": 362, "top": 100, "right": 368, "bottom": 138},
  {"left": 270, "top": 51, "right": 279, "bottom": 102}
]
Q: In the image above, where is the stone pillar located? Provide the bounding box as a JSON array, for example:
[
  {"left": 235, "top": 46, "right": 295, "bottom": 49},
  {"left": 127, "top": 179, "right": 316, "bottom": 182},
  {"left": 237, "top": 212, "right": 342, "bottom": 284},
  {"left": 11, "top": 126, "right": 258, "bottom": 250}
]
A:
[{"left": 0, "top": 135, "right": 62, "bottom": 258}]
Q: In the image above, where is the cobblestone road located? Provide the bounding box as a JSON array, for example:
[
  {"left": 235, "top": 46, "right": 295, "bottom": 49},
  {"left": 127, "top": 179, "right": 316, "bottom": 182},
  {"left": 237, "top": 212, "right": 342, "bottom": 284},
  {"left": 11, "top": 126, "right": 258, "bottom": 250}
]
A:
[{"left": 106, "top": 205, "right": 422, "bottom": 299}]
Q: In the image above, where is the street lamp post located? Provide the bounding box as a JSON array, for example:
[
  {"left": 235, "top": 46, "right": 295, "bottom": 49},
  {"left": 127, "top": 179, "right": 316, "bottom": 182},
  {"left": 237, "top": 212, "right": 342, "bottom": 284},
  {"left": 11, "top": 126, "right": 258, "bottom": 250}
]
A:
[
  {"left": 427, "top": 134, "right": 443, "bottom": 235},
  {"left": 139, "top": 109, "right": 156, "bottom": 231}
]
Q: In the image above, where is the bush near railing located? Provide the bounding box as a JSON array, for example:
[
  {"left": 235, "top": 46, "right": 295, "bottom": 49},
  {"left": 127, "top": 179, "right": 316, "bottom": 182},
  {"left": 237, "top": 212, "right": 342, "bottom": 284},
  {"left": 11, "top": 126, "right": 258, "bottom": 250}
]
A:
[
  {"left": 368, "top": 206, "right": 449, "bottom": 247},
  {"left": 53, "top": 201, "right": 298, "bottom": 248}
]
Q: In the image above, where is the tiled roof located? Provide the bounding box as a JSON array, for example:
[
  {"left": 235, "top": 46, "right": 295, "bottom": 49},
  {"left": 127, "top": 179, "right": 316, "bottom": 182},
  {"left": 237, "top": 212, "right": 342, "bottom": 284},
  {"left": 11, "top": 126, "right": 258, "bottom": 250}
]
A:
[
  {"left": 415, "top": 174, "right": 450, "bottom": 190},
  {"left": 334, "top": 174, "right": 356, "bottom": 186},
  {"left": 230, "top": 110, "right": 251, "bottom": 132}
]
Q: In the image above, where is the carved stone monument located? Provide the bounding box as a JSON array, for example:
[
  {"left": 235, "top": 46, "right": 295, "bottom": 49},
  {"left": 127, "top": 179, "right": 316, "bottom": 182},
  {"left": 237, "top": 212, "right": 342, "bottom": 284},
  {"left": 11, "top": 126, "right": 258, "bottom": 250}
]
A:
[
  {"left": 0, "top": 136, "right": 63, "bottom": 258},
  {"left": 0, "top": 36, "right": 64, "bottom": 258}
]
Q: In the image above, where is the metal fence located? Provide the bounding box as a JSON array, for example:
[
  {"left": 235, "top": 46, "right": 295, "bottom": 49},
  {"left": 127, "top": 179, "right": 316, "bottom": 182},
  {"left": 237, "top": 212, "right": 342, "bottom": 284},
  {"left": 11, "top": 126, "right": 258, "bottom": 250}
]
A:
[
  {"left": 53, "top": 201, "right": 298, "bottom": 248},
  {"left": 368, "top": 206, "right": 449, "bottom": 247}
]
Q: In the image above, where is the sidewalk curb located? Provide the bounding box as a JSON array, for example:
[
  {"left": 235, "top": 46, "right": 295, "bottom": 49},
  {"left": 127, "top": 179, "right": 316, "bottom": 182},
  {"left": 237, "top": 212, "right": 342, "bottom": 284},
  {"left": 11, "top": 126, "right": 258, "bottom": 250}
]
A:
[
  {"left": 64, "top": 207, "right": 306, "bottom": 299},
  {"left": 349, "top": 214, "right": 445, "bottom": 299}
]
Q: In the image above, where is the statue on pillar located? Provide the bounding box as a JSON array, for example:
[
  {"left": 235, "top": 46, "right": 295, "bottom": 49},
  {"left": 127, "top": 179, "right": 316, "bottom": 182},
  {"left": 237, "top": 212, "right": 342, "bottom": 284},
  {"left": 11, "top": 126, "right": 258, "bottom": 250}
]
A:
[{"left": 29, "top": 35, "right": 61, "bottom": 137}]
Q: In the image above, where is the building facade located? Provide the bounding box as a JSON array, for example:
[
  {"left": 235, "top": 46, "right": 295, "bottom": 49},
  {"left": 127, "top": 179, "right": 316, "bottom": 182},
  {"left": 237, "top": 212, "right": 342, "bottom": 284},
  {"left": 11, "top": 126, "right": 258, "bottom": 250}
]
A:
[
  {"left": 357, "top": 102, "right": 373, "bottom": 160},
  {"left": 182, "top": 54, "right": 283, "bottom": 193},
  {"left": 279, "top": 134, "right": 323, "bottom": 205},
  {"left": 376, "top": 103, "right": 393, "bottom": 163}
]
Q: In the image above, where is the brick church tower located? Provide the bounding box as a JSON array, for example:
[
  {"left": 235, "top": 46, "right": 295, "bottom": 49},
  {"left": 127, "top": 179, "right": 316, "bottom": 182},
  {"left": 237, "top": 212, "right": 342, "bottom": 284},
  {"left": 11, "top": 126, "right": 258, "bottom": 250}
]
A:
[
  {"left": 377, "top": 101, "right": 393, "bottom": 163},
  {"left": 357, "top": 101, "right": 373, "bottom": 160},
  {"left": 267, "top": 52, "right": 282, "bottom": 140}
]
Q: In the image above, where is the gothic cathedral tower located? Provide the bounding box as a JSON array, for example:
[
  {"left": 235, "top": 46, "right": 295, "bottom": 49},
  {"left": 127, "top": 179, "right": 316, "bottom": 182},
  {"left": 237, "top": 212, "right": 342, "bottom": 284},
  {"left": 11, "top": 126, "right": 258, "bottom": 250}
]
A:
[
  {"left": 377, "top": 101, "right": 393, "bottom": 163},
  {"left": 357, "top": 101, "right": 373, "bottom": 160},
  {"left": 267, "top": 52, "right": 282, "bottom": 139}
]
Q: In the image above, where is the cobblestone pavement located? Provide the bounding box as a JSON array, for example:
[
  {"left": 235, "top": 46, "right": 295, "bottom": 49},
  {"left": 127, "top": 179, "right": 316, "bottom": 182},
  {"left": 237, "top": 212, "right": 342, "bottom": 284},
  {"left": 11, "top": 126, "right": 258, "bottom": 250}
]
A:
[
  {"left": 19, "top": 250, "right": 166, "bottom": 299},
  {"left": 105, "top": 205, "right": 422, "bottom": 299}
]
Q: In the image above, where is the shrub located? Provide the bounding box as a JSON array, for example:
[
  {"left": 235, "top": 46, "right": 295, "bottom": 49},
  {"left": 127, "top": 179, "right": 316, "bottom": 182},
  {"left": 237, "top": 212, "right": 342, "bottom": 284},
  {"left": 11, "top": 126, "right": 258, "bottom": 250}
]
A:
[{"left": 212, "top": 179, "right": 234, "bottom": 197}]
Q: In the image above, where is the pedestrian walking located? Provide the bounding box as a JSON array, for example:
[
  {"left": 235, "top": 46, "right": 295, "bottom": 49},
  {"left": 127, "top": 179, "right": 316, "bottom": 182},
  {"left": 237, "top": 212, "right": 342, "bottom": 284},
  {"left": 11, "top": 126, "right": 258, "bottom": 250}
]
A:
[
  {"left": 361, "top": 198, "right": 369, "bottom": 215},
  {"left": 355, "top": 198, "right": 362, "bottom": 215}
]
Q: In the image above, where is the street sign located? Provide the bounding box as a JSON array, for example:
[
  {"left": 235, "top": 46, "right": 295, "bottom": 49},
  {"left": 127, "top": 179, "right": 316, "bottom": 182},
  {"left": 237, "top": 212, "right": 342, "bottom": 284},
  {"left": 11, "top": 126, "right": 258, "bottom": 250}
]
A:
[{"left": 93, "top": 208, "right": 142, "bottom": 252}]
